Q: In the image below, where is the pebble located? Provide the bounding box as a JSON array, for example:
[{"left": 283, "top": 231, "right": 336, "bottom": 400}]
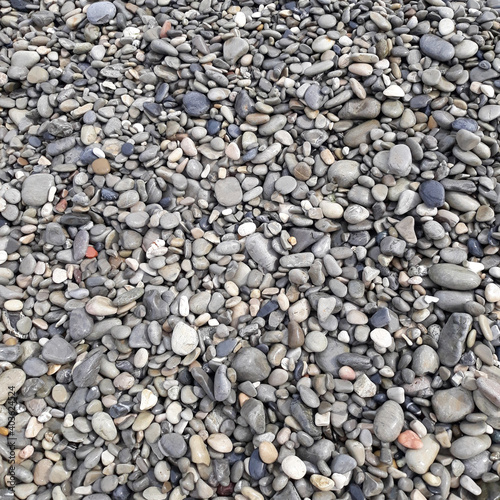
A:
[
  {"left": 406, "top": 436, "right": 440, "bottom": 474},
  {"left": 432, "top": 387, "right": 475, "bottom": 422},
  {"left": 281, "top": 455, "right": 307, "bottom": 480},
  {"left": 91, "top": 412, "right": 117, "bottom": 441},
  {"left": 171, "top": 321, "right": 198, "bottom": 356},
  {"left": 374, "top": 401, "right": 404, "bottom": 442},
  {"left": 86, "top": 2, "right": 116, "bottom": 25},
  {"left": 419, "top": 34, "right": 455, "bottom": 62},
  {"left": 21, "top": 174, "right": 54, "bottom": 207},
  {"left": 428, "top": 264, "right": 482, "bottom": 291},
  {"left": 214, "top": 177, "right": 243, "bottom": 207}
]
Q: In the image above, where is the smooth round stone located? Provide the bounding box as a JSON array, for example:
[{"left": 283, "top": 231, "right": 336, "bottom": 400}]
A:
[
  {"left": 318, "top": 14, "right": 337, "bottom": 28},
  {"left": 183, "top": 91, "right": 210, "bottom": 117},
  {"left": 412, "top": 345, "right": 439, "bottom": 376},
  {"left": 304, "top": 331, "right": 328, "bottom": 352},
  {"left": 275, "top": 176, "right": 297, "bottom": 195},
  {"left": 27, "top": 66, "right": 49, "bottom": 84},
  {"left": 432, "top": 387, "right": 475, "bottom": 422},
  {"left": 121, "top": 143, "right": 134, "bottom": 156},
  {"left": 159, "top": 433, "right": 187, "bottom": 458},
  {"left": 328, "top": 160, "right": 361, "bottom": 188},
  {"left": 478, "top": 105, "right": 500, "bottom": 122},
  {"left": 370, "top": 328, "right": 392, "bottom": 348},
  {"left": 331, "top": 454, "right": 357, "bottom": 474},
  {"left": 421, "top": 68, "right": 442, "bottom": 86},
  {"left": 281, "top": 455, "right": 307, "bottom": 480},
  {"left": 387, "top": 144, "right": 412, "bottom": 176},
  {"left": 419, "top": 180, "right": 445, "bottom": 208},
  {"left": 454, "top": 40, "right": 478, "bottom": 59},
  {"left": 231, "top": 347, "right": 271, "bottom": 382},
  {"left": 214, "top": 177, "right": 243, "bottom": 207},
  {"left": 248, "top": 449, "right": 267, "bottom": 480},
  {"left": 42, "top": 336, "right": 77, "bottom": 364},
  {"left": 223, "top": 37, "right": 249, "bottom": 65},
  {"left": 21, "top": 173, "right": 54, "bottom": 207},
  {"left": 398, "top": 430, "right": 422, "bottom": 449},
  {"left": 439, "top": 18, "right": 455, "bottom": 35},
  {"left": 373, "top": 401, "right": 404, "bottom": 442},
  {"left": 428, "top": 264, "right": 482, "bottom": 291},
  {"left": 92, "top": 158, "right": 110, "bottom": 175},
  {"left": 485, "top": 283, "right": 500, "bottom": 303},
  {"left": 23, "top": 357, "right": 48, "bottom": 377},
  {"left": 85, "top": 296, "right": 118, "bottom": 316},
  {"left": 87, "top": 1, "right": 116, "bottom": 25},
  {"left": 320, "top": 201, "right": 344, "bottom": 218},
  {"left": 259, "top": 442, "right": 278, "bottom": 464},
  {"left": 92, "top": 412, "right": 117, "bottom": 441}
]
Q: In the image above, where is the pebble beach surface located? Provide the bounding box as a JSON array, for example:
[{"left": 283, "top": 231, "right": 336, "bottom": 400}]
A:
[{"left": 1, "top": 0, "right": 500, "bottom": 500}]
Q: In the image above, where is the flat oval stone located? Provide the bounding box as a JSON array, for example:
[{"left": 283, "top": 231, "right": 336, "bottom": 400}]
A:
[
  {"left": 373, "top": 401, "right": 404, "bottom": 442},
  {"left": 450, "top": 435, "right": 491, "bottom": 460},
  {"left": 183, "top": 91, "right": 210, "bottom": 117},
  {"left": 419, "top": 180, "right": 445, "bottom": 208},
  {"left": 419, "top": 34, "right": 455, "bottom": 62},
  {"left": 21, "top": 174, "right": 54, "bottom": 207},
  {"left": 428, "top": 264, "right": 481, "bottom": 290}
]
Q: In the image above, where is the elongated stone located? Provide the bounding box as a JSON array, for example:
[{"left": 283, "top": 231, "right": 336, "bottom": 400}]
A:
[
  {"left": 428, "top": 264, "right": 481, "bottom": 291},
  {"left": 437, "top": 313, "right": 473, "bottom": 366}
]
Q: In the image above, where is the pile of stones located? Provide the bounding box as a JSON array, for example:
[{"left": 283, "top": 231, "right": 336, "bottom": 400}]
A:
[{"left": 1, "top": 0, "right": 500, "bottom": 499}]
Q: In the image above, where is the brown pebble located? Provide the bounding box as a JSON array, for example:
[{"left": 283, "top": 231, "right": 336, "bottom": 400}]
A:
[
  {"left": 288, "top": 320, "right": 304, "bottom": 348},
  {"left": 293, "top": 163, "right": 312, "bottom": 181},
  {"left": 92, "top": 158, "right": 111, "bottom": 175}
]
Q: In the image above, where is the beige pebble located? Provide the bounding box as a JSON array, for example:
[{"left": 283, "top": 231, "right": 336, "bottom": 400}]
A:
[
  {"left": 258, "top": 441, "right": 278, "bottom": 464},
  {"left": 241, "top": 486, "right": 264, "bottom": 500},
  {"left": 310, "top": 474, "right": 336, "bottom": 491},
  {"left": 348, "top": 63, "right": 373, "bottom": 76},
  {"left": 181, "top": 137, "right": 197, "bottom": 156},
  {"left": 85, "top": 296, "right": 118, "bottom": 316},
  {"left": 4, "top": 299, "right": 23, "bottom": 311},
  {"left": 189, "top": 435, "right": 210, "bottom": 466},
  {"left": 207, "top": 433, "right": 233, "bottom": 453}
]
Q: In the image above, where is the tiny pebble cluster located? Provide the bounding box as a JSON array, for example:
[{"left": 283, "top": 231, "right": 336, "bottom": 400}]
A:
[{"left": 1, "top": 1, "right": 500, "bottom": 500}]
